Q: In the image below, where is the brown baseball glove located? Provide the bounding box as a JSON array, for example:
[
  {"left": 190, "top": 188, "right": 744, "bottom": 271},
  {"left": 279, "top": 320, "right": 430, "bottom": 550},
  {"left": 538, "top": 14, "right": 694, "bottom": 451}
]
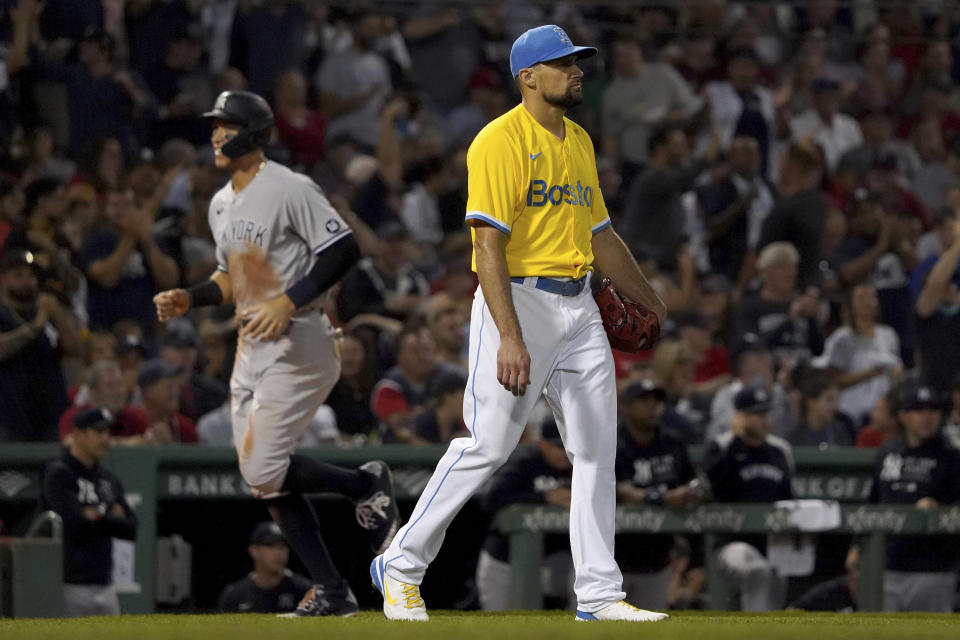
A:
[{"left": 594, "top": 277, "right": 661, "bottom": 353}]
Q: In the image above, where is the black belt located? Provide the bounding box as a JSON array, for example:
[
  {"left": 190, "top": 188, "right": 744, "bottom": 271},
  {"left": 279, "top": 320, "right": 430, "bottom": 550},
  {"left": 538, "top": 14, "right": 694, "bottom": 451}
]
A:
[{"left": 509, "top": 276, "right": 587, "bottom": 297}]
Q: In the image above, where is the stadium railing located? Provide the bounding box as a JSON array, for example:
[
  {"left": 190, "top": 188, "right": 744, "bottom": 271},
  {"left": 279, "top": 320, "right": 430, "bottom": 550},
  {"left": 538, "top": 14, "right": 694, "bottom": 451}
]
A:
[
  {"left": 0, "top": 443, "right": 884, "bottom": 613},
  {"left": 495, "top": 503, "right": 960, "bottom": 612}
]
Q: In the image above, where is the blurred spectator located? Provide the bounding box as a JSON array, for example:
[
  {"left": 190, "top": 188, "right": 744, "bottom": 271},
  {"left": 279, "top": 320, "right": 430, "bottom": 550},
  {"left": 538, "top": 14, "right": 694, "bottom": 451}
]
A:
[
  {"left": 0, "top": 248, "right": 80, "bottom": 441},
  {"left": 58, "top": 359, "right": 147, "bottom": 443},
  {"left": 112, "top": 322, "right": 148, "bottom": 399},
  {"left": 411, "top": 369, "right": 468, "bottom": 446},
  {"left": 942, "top": 373, "right": 960, "bottom": 449},
  {"left": 815, "top": 282, "right": 902, "bottom": 425},
  {"left": 901, "top": 38, "right": 958, "bottom": 119},
  {"left": 346, "top": 96, "right": 407, "bottom": 231},
  {"left": 336, "top": 222, "right": 429, "bottom": 323},
  {"left": 124, "top": 0, "right": 193, "bottom": 79},
  {"left": 914, "top": 216, "right": 960, "bottom": 390},
  {"left": 897, "top": 77, "right": 960, "bottom": 144},
  {"left": 789, "top": 77, "right": 862, "bottom": 174},
  {"left": 733, "top": 242, "right": 823, "bottom": 370},
  {"left": 2, "top": 176, "right": 84, "bottom": 303},
  {"left": 837, "top": 107, "right": 917, "bottom": 184},
  {"left": 158, "top": 319, "right": 228, "bottom": 422},
  {"left": 848, "top": 35, "right": 906, "bottom": 117},
  {"left": 698, "top": 135, "right": 776, "bottom": 285},
  {"left": 370, "top": 326, "right": 445, "bottom": 443},
  {"left": 146, "top": 27, "right": 215, "bottom": 147},
  {"left": 402, "top": 3, "right": 482, "bottom": 113},
  {"left": 706, "top": 334, "right": 793, "bottom": 442},
  {"left": 786, "top": 368, "right": 857, "bottom": 447},
  {"left": 217, "top": 521, "right": 311, "bottom": 614},
  {"left": 316, "top": 7, "right": 392, "bottom": 149},
  {"left": 229, "top": 0, "right": 310, "bottom": 97},
  {"left": 34, "top": 26, "right": 154, "bottom": 160},
  {"left": 668, "top": 309, "right": 731, "bottom": 395},
  {"left": 908, "top": 118, "right": 957, "bottom": 212},
  {"left": 672, "top": 25, "right": 719, "bottom": 91},
  {"left": 703, "top": 48, "right": 777, "bottom": 176},
  {"left": 400, "top": 156, "right": 448, "bottom": 249},
  {"left": 620, "top": 125, "right": 715, "bottom": 270},
  {"left": 135, "top": 358, "right": 198, "bottom": 444},
  {"left": 829, "top": 189, "right": 915, "bottom": 365},
  {"left": 0, "top": 0, "right": 42, "bottom": 146},
  {"left": 40, "top": 407, "right": 137, "bottom": 617},
  {"left": 272, "top": 69, "right": 327, "bottom": 172},
  {"left": 855, "top": 388, "right": 902, "bottom": 448},
  {"left": 601, "top": 36, "right": 703, "bottom": 182},
  {"left": 615, "top": 380, "right": 700, "bottom": 611},
  {"left": 914, "top": 204, "right": 957, "bottom": 265},
  {"left": 61, "top": 184, "right": 100, "bottom": 254},
  {"left": 855, "top": 384, "right": 960, "bottom": 612},
  {"left": 0, "top": 179, "right": 24, "bottom": 248},
  {"left": 476, "top": 419, "right": 574, "bottom": 611},
  {"left": 323, "top": 331, "right": 378, "bottom": 444},
  {"left": 648, "top": 338, "right": 703, "bottom": 444},
  {"left": 445, "top": 68, "right": 507, "bottom": 147},
  {"left": 702, "top": 386, "right": 793, "bottom": 611},
  {"left": 424, "top": 291, "right": 468, "bottom": 372},
  {"left": 79, "top": 185, "right": 180, "bottom": 337},
  {"left": 75, "top": 136, "right": 126, "bottom": 196},
  {"left": 19, "top": 118, "right": 77, "bottom": 186},
  {"left": 199, "top": 0, "right": 240, "bottom": 76},
  {"left": 759, "top": 141, "right": 828, "bottom": 288}
]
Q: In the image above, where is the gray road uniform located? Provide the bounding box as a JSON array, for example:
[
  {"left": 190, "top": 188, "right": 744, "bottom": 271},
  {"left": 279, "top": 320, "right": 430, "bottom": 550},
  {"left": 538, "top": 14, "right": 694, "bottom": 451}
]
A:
[{"left": 209, "top": 160, "right": 352, "bottom": 495}]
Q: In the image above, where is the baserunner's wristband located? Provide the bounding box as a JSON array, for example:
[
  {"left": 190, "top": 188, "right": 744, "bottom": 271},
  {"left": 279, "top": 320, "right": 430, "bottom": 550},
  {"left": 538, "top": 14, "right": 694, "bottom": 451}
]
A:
[{"left": 186, "top": 280, "right": 223, "bottom": 308}]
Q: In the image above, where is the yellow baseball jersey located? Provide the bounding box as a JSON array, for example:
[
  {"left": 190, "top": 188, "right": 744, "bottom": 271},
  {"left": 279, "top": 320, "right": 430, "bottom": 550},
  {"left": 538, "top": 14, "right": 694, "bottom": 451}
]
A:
[{"left": 465, "top": 104, "right": 611, "bottom": 279}]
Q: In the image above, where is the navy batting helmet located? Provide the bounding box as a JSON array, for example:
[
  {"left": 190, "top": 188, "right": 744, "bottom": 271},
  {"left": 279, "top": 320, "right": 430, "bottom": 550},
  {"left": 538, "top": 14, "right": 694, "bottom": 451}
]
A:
[{"left": 203, "top": 90, "right": 274, "bottom": 158}]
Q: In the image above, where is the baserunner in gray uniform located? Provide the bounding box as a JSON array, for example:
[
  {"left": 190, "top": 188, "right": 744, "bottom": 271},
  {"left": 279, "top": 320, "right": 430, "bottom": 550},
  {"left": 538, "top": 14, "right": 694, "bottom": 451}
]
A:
[{"left": 154, "top": 90, "right": 398, "bottom": 617}]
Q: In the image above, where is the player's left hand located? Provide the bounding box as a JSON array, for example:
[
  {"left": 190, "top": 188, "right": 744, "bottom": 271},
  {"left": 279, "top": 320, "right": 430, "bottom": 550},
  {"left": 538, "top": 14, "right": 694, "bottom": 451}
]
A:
[{"left": 239, "top": 294, "right": 296, "bottom": 341}]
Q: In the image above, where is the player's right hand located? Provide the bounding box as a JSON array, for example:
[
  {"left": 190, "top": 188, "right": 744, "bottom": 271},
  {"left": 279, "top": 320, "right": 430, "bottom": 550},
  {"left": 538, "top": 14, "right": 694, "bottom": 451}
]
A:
[
  {"left": 497, "top": 335, "right": 531, "bottom": 397},
  {"left": 153, "top": 289, "right": 190, "bottom": 322}
]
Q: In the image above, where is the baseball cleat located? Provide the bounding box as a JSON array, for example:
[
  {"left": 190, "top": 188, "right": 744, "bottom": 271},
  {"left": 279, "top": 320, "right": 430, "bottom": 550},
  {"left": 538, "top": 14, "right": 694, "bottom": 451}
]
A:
[
  {"left": 370, "top": 554, "right": 429, "bottom": 621},
  {"left": 355, "top": 460, "right": 400, "bottom": 554},
  {"left": 574, "top": 600, "right": 670, "bottom": 622},
  {"left": 283, "top": 580, "right": 359, "bottom": 617}
]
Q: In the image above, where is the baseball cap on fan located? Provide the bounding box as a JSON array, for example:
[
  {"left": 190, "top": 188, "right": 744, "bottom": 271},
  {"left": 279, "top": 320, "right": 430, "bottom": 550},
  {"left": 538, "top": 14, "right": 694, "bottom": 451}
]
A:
[{"left": 509, "top": 25, "right": 597, "bottom": 77}]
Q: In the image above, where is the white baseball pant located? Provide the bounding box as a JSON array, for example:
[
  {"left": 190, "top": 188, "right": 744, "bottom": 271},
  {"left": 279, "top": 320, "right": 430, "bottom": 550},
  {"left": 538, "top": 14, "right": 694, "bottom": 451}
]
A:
[{"left": 382, "top": 275, "right": 627, "bottom": 612}]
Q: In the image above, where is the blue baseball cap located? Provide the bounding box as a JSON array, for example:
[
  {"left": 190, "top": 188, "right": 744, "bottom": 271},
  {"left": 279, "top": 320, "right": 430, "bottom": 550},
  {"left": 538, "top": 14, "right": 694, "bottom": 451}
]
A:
[{"left": 510, "top": 25, "right": 597, "bottom": 77}]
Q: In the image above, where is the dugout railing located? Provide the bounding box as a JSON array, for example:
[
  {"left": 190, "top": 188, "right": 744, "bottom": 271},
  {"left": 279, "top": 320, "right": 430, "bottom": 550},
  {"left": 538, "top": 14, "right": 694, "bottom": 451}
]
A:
[
  {"left": 0, "top": 443, "right": 921, "bottom": 613},
  {"left": 495, "top": 503, "right": 960, "bottom": 612}
]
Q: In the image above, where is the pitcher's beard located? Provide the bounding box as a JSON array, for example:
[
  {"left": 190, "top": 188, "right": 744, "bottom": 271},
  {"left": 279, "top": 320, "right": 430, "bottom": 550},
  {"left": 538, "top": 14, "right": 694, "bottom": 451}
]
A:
[{"left": 544, "top": 89, "right": 582, "bottom": 109}]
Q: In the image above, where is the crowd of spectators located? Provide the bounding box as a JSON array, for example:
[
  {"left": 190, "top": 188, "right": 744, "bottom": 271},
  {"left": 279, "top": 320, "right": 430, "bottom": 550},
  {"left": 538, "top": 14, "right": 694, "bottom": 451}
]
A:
[{"left": 3, "top": 0, "right": 960, "bottom": 614}]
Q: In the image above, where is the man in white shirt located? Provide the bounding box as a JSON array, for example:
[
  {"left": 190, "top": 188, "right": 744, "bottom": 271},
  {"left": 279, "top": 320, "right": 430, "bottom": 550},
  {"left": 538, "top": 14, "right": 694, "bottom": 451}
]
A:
[{"left": 789, "top": 77, "right": 862, "bottom": 174}]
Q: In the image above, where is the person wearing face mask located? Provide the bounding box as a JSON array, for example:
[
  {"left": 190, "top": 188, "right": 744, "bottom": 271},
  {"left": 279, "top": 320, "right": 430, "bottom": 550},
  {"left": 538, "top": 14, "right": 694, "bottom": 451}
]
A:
[
  {"left": 914, "top": 217, "right": 960, "bottom": 391},
  {"left": 0, "top": 248, "right": 81, "bottom": 441}
]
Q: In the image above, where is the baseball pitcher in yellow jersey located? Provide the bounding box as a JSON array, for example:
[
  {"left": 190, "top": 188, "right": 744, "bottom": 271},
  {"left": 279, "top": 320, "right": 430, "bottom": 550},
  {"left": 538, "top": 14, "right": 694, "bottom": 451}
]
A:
[{"left": 371, "top": 25, "right": 667, "bottom": 622}]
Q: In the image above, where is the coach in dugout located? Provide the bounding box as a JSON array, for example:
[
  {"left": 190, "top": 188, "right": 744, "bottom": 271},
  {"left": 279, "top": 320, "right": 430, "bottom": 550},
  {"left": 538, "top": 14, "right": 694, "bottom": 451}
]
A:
[
  {"left": 847, "top": 384, "right": 960, "bottom": 612},
  {"left": 41, "top": 407, "right": 138, "bottom": 617},
  {"left": 614, "top": 379, "right": 703, "bottom": 610},
  {"left": 701, "top": 385, "right": 794, "bottom": 610},
  {"left": 217, "top": 521, "right": 312, "bottom": 614}
]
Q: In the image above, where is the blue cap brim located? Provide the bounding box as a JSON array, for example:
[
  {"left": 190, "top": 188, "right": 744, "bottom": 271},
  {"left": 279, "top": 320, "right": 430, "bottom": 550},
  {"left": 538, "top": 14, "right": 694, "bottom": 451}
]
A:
[{"left": 514, "top": 45, "right": 598, "bottom": 76}]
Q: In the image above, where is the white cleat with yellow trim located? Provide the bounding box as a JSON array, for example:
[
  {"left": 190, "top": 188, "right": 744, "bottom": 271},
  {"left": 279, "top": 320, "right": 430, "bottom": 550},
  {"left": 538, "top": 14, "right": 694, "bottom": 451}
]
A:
[
  {"left": 575, "top": 600, "right": 670, "bottom": 622},
  {"left": 370, "top": 554, "right": 429, "bottom": 621}
]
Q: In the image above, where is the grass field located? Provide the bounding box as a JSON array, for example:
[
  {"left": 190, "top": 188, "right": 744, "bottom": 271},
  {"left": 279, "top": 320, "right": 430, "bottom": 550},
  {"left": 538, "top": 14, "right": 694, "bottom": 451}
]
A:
[{"left": 3, "top": 611, "right": 960, "bottom": 640}]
